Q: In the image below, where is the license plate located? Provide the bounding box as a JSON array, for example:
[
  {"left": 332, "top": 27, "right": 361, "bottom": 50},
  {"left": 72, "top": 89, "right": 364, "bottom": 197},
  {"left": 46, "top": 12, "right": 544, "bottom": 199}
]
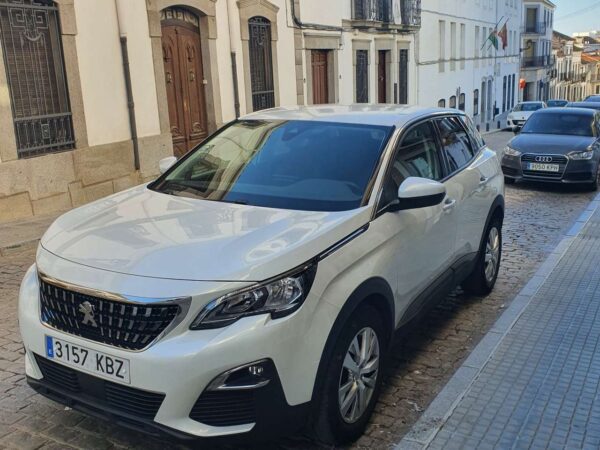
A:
[
  {"left": 527, "top": 162, "right": 560, "bottom": 172},
  {"left": 45, "top": 335, "right": 130, "bottom": 383}
]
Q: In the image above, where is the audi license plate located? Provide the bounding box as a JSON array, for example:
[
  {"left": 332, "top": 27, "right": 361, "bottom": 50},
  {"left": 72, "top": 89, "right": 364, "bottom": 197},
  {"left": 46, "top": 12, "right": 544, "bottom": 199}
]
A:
[
  {"left": 45, "top": 336, "right": 130, "bottom": 383},
  {"left": 527, "top": 162, "right": 560, "bottom": 172}
]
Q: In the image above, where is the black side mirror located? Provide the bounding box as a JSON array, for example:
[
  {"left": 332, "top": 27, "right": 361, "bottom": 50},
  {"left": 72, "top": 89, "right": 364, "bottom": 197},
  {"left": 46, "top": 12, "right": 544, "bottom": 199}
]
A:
[{"left": 388, "top": 177, "right": 447, "bottom": 213}]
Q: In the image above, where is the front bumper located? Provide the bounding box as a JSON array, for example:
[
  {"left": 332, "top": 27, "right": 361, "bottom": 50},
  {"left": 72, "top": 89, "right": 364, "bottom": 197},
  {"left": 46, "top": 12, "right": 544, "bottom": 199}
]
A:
[
  {"left": 501, "top": 154, "right": 597, "bottom": 184},
  {"left": 27, "top": 355, "right": 308, "bottom": 443},
  {"left": 19, "top": 261, "right": 337, "bottom": 439}
]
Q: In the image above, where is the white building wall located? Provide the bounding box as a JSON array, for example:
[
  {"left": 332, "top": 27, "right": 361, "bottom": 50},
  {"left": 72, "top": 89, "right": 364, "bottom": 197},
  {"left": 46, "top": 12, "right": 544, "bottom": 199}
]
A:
[
  {"left": 417, "top": 0, "right": 522, "bottom": 129},
  {"left": 74, "top": 1, "right": 131, "bottom": 146}
]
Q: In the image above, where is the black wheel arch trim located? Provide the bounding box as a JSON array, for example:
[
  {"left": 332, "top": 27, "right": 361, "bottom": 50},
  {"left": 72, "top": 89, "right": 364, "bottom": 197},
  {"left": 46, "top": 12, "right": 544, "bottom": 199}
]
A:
[
  {"left": 310, "top": 277, "right": 395, "bottom": 405},
  {"left": 478, "top": 195, "right": 505, "bottom": 253}
]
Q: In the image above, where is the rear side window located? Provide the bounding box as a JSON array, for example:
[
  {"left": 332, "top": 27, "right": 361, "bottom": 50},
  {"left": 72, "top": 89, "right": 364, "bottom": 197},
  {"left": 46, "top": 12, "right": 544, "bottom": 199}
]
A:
[
  {"left": 459, "top": 115, "right": 485, "bottom": 150},
  {"left": 380, "top": 121, "right": 442, "bottom": 208},
  {"left": 436, "top": 116, "right": 476, "bottom": 172}
]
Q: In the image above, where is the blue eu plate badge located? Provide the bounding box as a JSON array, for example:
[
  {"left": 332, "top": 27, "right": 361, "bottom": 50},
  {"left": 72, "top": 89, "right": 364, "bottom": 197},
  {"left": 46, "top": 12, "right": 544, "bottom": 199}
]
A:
[{"left": 45, "top": 336, "right": 54, "bottom": 358}]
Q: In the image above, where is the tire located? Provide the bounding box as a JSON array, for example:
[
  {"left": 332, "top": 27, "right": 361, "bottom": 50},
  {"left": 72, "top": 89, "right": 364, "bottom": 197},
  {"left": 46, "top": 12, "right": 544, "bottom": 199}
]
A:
[
  {"left": 463, "top": 215, "right": 502, "bottom": 296},
  {"left": 504, "top": 176, "right": 515, "bottom": 185},
  {"left": 310, "top": 305, "right": 387, "bottom": 445},
  {"left": 586, "top": 165, "right": 600, "bottom": 191}
]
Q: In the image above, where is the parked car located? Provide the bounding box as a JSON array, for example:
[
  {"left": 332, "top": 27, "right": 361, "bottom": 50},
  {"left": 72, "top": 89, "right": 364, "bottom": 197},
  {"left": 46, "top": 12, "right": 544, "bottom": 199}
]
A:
[
  {"left": 506, "top": 101, "right": 547, "bottom": 130},
  {"left": 585, "top": 95, "right": 600, "bottom": 102},
  {"left": 547, "top": 99, "right": 569, "bottom": 107},
  {"left": 502, "top": 108, "right": 600, "bottom": 189},
  {"left": 568, "top": 101, "right": 600, "bottom": 111},
  {"left": 19, "top": 105, "right": 504, "bottom": 445}
]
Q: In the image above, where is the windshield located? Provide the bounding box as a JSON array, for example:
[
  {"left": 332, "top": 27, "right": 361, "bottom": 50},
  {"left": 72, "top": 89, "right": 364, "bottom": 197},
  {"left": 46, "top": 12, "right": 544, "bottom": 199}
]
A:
[
  {"left": 514, "top": 103, "right": 543, "bottom": 112},
  {"left": 547, "top": 100, "right": 567, "bottom": 107},
  {"left": 151, "top": 120, "right": 393, "bottom": 212},
  {"left": 521, "top": 112, "right": 596, "bottom": 137}
]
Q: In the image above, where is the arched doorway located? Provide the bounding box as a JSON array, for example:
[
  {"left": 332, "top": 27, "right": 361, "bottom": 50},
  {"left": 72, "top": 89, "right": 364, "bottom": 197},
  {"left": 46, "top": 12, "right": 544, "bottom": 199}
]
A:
[{"left": 161, "top": 7, "right": 208, "bottom": 157}]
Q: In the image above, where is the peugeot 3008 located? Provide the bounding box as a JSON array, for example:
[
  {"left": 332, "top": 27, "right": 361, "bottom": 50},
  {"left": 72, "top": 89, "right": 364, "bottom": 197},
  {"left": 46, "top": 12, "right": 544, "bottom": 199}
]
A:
[{"left": 20, "top": 105, "right": 504, "bottom": 444}]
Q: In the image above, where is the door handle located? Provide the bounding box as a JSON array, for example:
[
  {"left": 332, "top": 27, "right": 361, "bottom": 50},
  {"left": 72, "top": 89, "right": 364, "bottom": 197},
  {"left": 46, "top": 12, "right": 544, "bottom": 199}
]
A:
[
  {"left": 476, "top": 176, "right": 489, "bottom": 192},
  {"left": 443, "top": 198, "right": 456, "bottom": 213}
]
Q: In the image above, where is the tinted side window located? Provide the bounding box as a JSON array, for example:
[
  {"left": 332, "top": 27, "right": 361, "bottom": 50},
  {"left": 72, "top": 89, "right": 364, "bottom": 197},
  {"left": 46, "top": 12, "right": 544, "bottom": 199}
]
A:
[
  {"left": 459, "top": 115, "right": 485, "bottom": 150},
  {"left": 436, "top": 117, "right": 476, "bottom": 172},
  {"left": 380, "top": 121, "right": 443, "bottom": 207}
]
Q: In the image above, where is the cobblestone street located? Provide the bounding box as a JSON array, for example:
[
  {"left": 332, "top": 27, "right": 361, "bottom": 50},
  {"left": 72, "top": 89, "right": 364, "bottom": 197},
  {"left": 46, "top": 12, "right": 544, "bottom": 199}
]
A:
[{"left": 0, "top": 132, "right": 597, "bottom": 449}]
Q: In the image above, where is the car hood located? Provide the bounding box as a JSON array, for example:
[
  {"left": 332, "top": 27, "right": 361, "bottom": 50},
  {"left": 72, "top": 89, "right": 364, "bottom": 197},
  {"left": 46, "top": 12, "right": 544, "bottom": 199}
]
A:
[
  {"left": 40, "top": 185, "right": 370, "bottom": 282},
  {"left": 510, "top": 133, "right": 595, "bottom": 154},
  {"left": 508, "top": 111, "right": 534, "bottom": 120}
]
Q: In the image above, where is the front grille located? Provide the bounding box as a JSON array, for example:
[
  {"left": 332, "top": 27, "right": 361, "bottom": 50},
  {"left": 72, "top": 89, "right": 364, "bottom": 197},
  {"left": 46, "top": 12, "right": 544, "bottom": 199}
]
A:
[
  {"left": 35, "top": 354, "right": 165, "bottom": 420},
  {"left": 521, "top": 154, "right": 568, "bottom": 179},
  {"left": 39, "top": 279, "right": 180, "bottom": 351},
  {"left": 190, "top": 390, "right": 256, "bottom": 426}
]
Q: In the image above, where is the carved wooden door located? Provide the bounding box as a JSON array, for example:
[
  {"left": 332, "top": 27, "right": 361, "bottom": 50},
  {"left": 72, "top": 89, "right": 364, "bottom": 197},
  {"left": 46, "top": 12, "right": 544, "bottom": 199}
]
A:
[{"left": 161, "top": 13, "right": 208, "bottom": 157}]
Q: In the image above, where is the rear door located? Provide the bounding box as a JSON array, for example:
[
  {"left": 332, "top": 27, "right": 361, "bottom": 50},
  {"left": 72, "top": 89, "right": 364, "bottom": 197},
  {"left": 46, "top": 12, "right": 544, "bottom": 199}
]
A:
[
  {"left": 374, "top": 120, "right": 456, "bottom": 324},
  {"left": 435, "top": 115, "right": 494, "bottom": 268}
]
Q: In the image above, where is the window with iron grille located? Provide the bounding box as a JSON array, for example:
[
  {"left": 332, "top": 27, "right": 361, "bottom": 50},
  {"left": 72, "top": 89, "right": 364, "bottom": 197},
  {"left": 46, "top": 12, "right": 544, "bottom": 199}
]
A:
[
  {"left": 449, "top": 95, "right": 456, "bottom": 109},
  {"left": 459, "top": 93, "right": 465, "bottom": 111},
  {"left": 473, "top": 89, "right": 479, "bottom": 116},
  {"left": 438, "top": 99, "right": 445, "bottom": 107},
  {"left": 355, "top": 50, "right": 369, "bottom": 103},
  {"left": 398, "top": 49, "right": 408, "bottom": 104},
  {"left": 0, "top": 0, "right": 74, "bottom": 158},
  {"left": 352, "top": 0, "right": 391, "bottom": 22},
  {"left": 248, "top": 16, "right": 275, "bottom": 112}
]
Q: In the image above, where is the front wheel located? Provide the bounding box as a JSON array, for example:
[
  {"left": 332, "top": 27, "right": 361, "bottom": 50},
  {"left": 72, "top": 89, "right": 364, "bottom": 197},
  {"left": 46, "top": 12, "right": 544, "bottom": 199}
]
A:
[
  {"left": 586, "top": 165, "right": 600, "bottom": 191},
  {"left": 463, "top": 216, "right": 502, "bottom": 295},
  {"left": 310, "top": 305, "right": 387, "bottom": 445}
]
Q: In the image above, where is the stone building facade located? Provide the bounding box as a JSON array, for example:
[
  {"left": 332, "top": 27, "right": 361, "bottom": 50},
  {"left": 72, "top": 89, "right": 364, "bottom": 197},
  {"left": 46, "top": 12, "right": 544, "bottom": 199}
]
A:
[{"left": 0, "top": 0, "right": 421, "bottom": 224}]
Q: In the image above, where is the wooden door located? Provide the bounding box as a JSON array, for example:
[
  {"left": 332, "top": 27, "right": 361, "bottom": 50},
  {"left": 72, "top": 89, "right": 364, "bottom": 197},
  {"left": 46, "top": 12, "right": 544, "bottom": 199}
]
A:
[
  {"left": 161, "top": 12, "right": 208, "bottom": 158},
  {"left": 311, "top": 50, "right": 329, "bottom": 104},
  {"left": 378, "top": 50, "right": 387, "bottom": 103}
]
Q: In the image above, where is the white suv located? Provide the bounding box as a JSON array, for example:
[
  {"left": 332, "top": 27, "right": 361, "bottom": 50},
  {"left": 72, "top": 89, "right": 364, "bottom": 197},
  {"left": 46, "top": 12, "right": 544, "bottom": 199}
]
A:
[{"left": 19, "top": 106, "right": 504, "bottom": 444}]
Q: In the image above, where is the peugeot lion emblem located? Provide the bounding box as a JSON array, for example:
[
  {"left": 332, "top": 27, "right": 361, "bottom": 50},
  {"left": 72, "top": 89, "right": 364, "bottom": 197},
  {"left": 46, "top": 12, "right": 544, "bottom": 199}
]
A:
[
  {"left": 79, "top": 301, "right": 98, "bottom": 328},
  {"left": 535, "top": 156, "right": 552, "bottom": 163}
]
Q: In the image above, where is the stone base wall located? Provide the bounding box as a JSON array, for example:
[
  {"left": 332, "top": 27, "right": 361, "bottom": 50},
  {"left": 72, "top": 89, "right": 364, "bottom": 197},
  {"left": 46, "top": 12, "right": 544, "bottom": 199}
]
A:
[{"left": 0, "top": 133, "right": 172, "bottom": 224}]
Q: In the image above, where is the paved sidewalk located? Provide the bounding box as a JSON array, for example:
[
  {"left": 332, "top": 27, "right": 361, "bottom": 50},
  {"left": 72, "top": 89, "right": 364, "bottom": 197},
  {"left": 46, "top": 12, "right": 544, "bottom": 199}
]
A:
[
  {"left": 0, "top": 214, "right": 58, "bottom": 256},
  {"left": 399, "top": 193, "right": 600, "bottom": 449}
]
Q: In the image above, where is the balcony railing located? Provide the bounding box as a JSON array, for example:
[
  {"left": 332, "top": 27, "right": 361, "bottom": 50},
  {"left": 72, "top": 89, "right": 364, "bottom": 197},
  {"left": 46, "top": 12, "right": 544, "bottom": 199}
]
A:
[
  {"left": 522, "top": 55, "right": 555, "bottom": 69},
  {"left": 522, "top": 21, "right": 547, "bottom": 35},
  {"left": 351, "top": 0, "right": 421, "bottom": 28}
]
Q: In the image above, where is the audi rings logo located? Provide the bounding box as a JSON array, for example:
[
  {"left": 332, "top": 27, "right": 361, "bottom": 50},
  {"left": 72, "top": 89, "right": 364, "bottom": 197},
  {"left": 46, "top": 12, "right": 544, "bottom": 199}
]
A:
[{"left": 535, "top": 156, "right": 553, "bottom": 163}]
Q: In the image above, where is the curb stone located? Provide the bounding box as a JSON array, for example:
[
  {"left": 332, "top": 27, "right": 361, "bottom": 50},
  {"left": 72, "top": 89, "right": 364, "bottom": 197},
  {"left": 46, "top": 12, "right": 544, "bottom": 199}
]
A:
[{"left": 395, "top": 191, "right": 600, "bottom": 449}]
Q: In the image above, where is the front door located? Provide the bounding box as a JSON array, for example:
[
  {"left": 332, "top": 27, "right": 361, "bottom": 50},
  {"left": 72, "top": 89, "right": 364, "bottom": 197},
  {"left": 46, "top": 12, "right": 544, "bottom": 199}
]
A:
[
  {"left": 373, "top": 120, "right": 455, "bottom": 324},
  {"left": 378, "top": 51, "right": 387, "bottom": 103},
  {"left": 311, "top": 50, "right": 329, "bottom": 104},
  {"left": 161, "top": 8, "right": 208, "bottom": 158}
]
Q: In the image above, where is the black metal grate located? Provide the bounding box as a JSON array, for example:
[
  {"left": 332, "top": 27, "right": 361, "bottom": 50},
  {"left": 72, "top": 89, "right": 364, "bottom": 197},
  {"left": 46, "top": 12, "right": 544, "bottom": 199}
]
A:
[
  {"left": 398, "top": 49, "right": 408, "bottom": 104},
  {"left": 0, "top": 0, "right": 75, "bottom": 158},
  {"left": 248, "top": 16, "right": 274, "bottom": 112},
  {"left": 35, "top": 354, "right": 165, "bottom": 420},
  {"left": 356, "top": 50, "right": 369, "bottom": 103},
  {"left": 190, "top": 390, "right": 256, "bottom": 426},
  {"left": 39, "top": 279, "right": 180, "bottom": 351}
]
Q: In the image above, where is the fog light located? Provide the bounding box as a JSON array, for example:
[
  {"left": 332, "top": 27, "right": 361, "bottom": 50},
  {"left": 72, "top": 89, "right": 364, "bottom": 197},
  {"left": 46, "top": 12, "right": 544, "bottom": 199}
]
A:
[
  {"left": 248, "top": 364, "right": 264, "bottom": 376},
  {"left": 207, "top": 359, "right": 273, "bottom": 391}
]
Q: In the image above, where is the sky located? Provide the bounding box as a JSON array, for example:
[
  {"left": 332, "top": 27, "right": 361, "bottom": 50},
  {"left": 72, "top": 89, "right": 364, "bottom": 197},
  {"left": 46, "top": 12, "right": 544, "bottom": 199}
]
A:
[{"left": 552, "top": 0, "right": 600, "bottom": 35}]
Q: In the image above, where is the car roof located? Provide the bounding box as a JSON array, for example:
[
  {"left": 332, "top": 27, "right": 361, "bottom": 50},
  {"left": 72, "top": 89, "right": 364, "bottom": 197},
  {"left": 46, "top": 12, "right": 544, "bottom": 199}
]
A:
[
  {"left": 240, "top": 105, "right": 462, "bottom": 128},
  {"left": 567, "top": 102, "right": 600, "bottom": 108},
  {"left": 518, "top": 101, "right": 545, "bottom": 104},
  {"left": 539, "top": 107, "right": 596, "bottom": 115}
]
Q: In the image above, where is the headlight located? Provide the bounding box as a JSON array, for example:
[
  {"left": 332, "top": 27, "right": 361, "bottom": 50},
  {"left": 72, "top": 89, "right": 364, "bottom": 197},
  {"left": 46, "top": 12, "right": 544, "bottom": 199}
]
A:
[
  {"left": 504, "top": 146, "right": 521, "bottom": 157},
  {"left": 568, "top": 150, "right": 594, "bottom": 160},
  {"left": 190, "top": 263, "right": 318, "bottom": 329}
]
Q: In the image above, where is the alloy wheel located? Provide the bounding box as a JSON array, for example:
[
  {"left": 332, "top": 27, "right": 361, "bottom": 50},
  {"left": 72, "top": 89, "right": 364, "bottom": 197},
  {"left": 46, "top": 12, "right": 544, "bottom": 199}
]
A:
[
  {"left": 484, "top": 227, "right": 500, "bottom": 283},
  {"left": 338, "top": 327, "right": 380, "bottom": 424}
]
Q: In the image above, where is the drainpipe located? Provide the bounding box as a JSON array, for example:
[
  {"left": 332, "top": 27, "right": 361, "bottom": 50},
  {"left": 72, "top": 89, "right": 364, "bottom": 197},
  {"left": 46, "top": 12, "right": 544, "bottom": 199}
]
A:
[
  {"left": 226, "top": 0, "right": 240, "bottom": 118},
  {"left": 115, "top": 0, "right": 140, "bottom": 170}
]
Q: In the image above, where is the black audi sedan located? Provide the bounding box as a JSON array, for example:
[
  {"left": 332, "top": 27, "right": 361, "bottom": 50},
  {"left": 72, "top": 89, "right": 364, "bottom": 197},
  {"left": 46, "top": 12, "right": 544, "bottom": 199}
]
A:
[
  {"left": 567, "top": 101, "right": 600, "bottom": 111},
  {"left": 501, "top": 108, "right": 600, "bottom": 189}
]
